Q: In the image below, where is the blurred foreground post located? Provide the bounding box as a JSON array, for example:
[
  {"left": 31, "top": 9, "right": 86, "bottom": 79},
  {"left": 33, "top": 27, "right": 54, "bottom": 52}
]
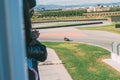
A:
[{"left": 0, "top": 0, "right": 28, "bottom": 80}]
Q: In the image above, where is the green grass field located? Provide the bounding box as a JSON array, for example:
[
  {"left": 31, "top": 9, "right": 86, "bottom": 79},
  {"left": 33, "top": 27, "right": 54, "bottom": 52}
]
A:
[
  {"left": 78, "top": 22, "right": 120, "bottom": 34},
  {"left": 42, "top": 42, "right": 120, "bottom": 80}
]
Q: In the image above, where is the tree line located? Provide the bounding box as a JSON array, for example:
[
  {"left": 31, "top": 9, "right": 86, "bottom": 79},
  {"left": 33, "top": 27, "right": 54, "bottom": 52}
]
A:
[
  {"left": 34, "top": 6, "right": 120, "bottom": 18},
  {"left": 109, "top": 6, "right": 120, "bottom": 12},
  {"left": 36, "top": 9, "right": 87, "bottom": 18}
]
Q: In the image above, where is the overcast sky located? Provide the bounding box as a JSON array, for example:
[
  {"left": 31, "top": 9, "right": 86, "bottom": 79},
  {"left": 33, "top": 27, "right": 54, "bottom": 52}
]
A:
[{"left": 36, "top": 0, "right": 120, "bottom": 5}]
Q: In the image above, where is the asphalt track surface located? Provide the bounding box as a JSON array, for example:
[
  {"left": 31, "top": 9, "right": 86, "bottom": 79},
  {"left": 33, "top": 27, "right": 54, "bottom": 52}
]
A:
[{"left": 33, "top": 21, "right": 120, "bottom": 51}]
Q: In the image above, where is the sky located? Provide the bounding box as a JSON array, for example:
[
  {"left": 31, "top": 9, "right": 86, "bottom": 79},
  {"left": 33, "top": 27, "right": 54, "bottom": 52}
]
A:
[{"left": 36, "top": 0, "right": 120, "bottom": 5}]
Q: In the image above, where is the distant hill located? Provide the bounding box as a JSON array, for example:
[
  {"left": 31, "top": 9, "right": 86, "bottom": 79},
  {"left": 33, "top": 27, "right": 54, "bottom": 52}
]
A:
[
  {"left": 34, "top": 4, "right": 93, "bottom": 10},
  {"left": 34, "top": 2, "right": 120, "bottom": 11},
  {"left": 101, "top": 2, "right": 120, "bottom": 6}
]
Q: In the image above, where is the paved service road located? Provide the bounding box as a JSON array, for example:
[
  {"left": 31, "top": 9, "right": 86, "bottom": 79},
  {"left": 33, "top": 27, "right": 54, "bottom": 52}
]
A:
[{"left": 34, "top": 21, "right": 120, "bottom": 51}]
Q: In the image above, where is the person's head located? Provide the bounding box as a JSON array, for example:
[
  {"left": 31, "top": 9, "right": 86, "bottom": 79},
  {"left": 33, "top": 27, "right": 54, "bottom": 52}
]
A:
[
  {"left": 28, "top": 0, "right": 36, "bottom": 17},
  {"left": 28, "top": 0, "right": 36, "bottom": 10}
]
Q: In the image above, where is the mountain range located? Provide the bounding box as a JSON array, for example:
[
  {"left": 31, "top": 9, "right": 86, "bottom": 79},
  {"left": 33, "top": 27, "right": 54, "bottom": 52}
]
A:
[{"left": 34, "top": 2, "right": 120, "bottom": 10}]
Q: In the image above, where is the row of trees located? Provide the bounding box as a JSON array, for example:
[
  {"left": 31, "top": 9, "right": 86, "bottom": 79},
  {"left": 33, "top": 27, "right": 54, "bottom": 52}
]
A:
[
  {"left": 109, "top": 6, "right": 120, "bottom": 12},
  {"left": 34, "top": 6, "right": 120, "bottom": 18},
  {"left": 36, "top": 9, "right": 87, "bottom": 18}
]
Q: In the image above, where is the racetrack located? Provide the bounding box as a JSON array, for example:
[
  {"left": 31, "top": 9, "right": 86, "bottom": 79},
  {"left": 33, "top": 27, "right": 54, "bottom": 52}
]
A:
[{"left": 33, "top": 20, "right": 120, "bottom": 51}]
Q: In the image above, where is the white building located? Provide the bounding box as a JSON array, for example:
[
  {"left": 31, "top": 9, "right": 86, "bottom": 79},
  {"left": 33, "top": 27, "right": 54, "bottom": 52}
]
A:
[{"left": 87, "top": 6, "right": 110, "bottom": 12}]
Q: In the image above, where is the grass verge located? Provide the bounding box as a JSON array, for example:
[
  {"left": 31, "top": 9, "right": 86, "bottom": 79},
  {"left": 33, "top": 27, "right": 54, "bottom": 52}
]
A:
[
  {"left": 33, "top": 22, "right": 82, "bottom": 28},
  {"left": 42, "top": 42, "right": 120, "bottom": 80},
  {"left": 77, "top": 22, "right": 120, "bottom": 34}
]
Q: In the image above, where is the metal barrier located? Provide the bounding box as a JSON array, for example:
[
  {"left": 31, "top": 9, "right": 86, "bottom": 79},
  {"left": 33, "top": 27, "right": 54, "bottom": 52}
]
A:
[
  {"left": 111, "top": 42, "right": 120, "bottom": 63},
  {"left": 112, "top": 42, "right": 120, "bottom": 55}
]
